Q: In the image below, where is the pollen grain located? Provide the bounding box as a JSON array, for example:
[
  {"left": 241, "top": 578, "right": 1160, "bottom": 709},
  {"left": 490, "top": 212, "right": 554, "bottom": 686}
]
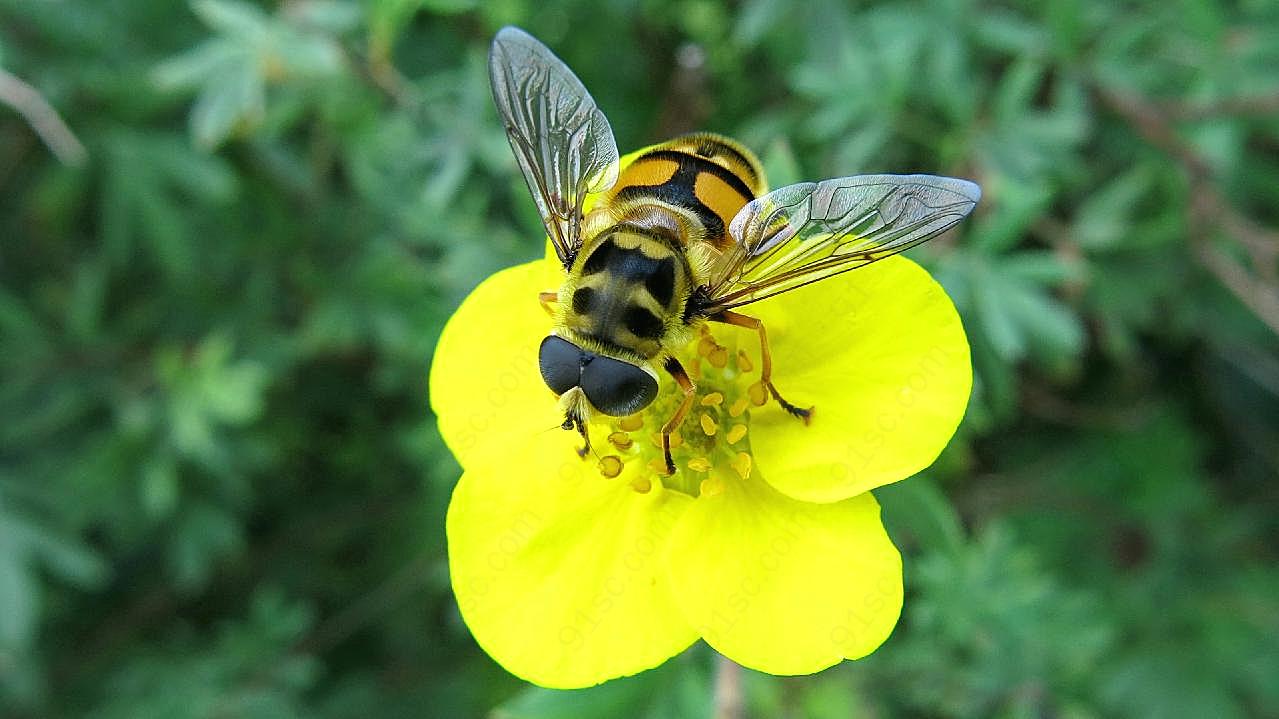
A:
[
  {"left": 598, "top": 455, "right": 623, "bottom": 478},
  {"left": 687, "top": 456, "right": 713, "bottom": 473},
  {"left": 699, "top": 412, "right": 718, "bottom": 436},
  {"left": 699, "top": 476, "right": 725, "bottom": 497}
]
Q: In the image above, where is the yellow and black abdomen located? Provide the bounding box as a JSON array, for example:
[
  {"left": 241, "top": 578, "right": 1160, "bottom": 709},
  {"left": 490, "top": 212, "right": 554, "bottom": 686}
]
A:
[{"left": 600, "top": 133, "right": 766, "bottom": 251}]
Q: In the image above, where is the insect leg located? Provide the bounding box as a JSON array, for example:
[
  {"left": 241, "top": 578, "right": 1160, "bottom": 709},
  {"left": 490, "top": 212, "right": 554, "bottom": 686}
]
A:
[
  {"left": 538, "top": 291, "right": 558, "bottom": 316},
  {"left": 573, "top": 413, "right": 592, "bottom": 458},
  {"left": 711, "top": 311, "right": 813, "bottom": 423},
  {"left": 660, "top": 356, "right": 696, "bottom": 475}
]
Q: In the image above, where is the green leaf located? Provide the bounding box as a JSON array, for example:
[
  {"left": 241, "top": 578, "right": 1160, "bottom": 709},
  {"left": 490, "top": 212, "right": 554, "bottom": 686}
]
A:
[
  {"left": 733, "top": 0, "right": 786, "bottom": 48},
  {"left": 0, "top": 548, "right": 38, "bottom": 651},
  {"left": 285, "top": 0, "right": 363, "bottom": 33},
  {"left": 141, "top": 453, "right": 180, "bottom": 518},
  {"left": 1074, "top": 166, "right": 1155, "bottom": 250},
  {"left": 191, "top": 0, "right": 271, "bottom": 38},
  {"left": 153, "top": 39, "right": 242, "bottom": 91},
  {"left": 971, "top": 181, "right": 1053, "bottom": 253},
  {"left": 876, "top": 475, "right": 965, "bottom": 554},
  {"left": 1001, "top": 250, "right": 1082, "bottom": 284},
  {"left": 974, "top": 10, "right": 1048, "bottom": 54},
  {"left": 974, "top": 269, "right": 1026, "bottom": 360},
  {"left": 190, "top": 59, "right": 265, "bottom": 148}
]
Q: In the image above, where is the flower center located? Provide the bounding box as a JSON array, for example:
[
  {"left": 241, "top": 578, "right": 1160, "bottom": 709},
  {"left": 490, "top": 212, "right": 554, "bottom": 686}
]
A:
[{"left": 593, "top": 327, "right": 767, "bottom": 497}]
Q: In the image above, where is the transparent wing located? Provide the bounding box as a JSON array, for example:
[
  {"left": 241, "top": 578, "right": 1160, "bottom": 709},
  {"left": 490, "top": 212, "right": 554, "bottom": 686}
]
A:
[
  {"left": 702, "top": 174, "right": 980, "bottom": 311},
  {"left": 489, "top": 27, "right": 620, "bottom": 267}
]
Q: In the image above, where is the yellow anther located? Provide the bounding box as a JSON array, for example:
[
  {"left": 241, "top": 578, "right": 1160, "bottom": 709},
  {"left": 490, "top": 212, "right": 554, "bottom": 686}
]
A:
[
  {"left": 708, "top": 346, "right": 729, "bottom": 368},
  {"left": 730, "top": 452, "right": 752, "bottom": 480},
  {"left": 699, "top": 476, "right": 725, "bottom": 497},
  {"left": 647, "top": 458, "right": 669, "bottom": 475},
  {"left": 700, "top": 392, "right": 724, "bottom": 407},
  {"left": 726, "top": 424, "right": 748, "bottom": 444},
  {"left": 699, "top": 413, "right": 718, "bottom": 436},
  {"left": 688, "top": 457, "right": 713, "bottom": 472},
  {"left": 599, "top": 455, "right": 623, "bottom": 478},
  {"left": 737, "top": 349, "right": 754, "bottom": 373},
  {"left": 631, "top": 476, "right": 652, "bottom": 493},
  {"left": 697, "top": 335, "right": 717, "bottom": 357},
  {"left": 607, "top": 431, "right": 633, "bottom": 450},
  {"left": 670, "top": 432, "right": 683, "bottom": 448},
  {"left": 748, "top": 381, "right": 768, "bottom": 406},
  {"left": 729, "top": 397, "right": 749, "bottom": 418},
  {"left": 619, "top": 415, "right": 644, "bottom": 432}
]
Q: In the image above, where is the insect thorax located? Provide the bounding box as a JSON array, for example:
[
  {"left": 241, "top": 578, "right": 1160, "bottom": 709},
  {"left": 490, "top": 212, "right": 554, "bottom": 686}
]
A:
[{"left": 559, "top": 227, "right": 693, "bottom": 361}]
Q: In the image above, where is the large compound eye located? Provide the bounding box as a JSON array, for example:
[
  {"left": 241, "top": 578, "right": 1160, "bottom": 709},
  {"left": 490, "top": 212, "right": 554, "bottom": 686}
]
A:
[
  {"left": 539, "top": 335, "right": 583, "bottom": 394},
  {"left": 580, "top": 355, "right": 659, "bottom": 416}
]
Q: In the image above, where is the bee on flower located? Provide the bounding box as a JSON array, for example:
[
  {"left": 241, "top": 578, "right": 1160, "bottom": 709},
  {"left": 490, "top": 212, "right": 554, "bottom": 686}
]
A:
[{"left": 430, "top": 27, "right": 978, "bottom": 688}]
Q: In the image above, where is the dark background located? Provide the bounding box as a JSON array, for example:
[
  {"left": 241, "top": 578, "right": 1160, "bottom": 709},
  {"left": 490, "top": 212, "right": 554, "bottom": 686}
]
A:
[{"left": 1, "top": 1, "right": 1277, "bottom": 717}]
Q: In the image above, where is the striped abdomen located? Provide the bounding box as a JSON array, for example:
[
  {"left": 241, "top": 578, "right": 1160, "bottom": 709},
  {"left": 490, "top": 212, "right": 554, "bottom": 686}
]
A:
[{"left": 599, "top": 133, "right": 766, "bottom": 251}]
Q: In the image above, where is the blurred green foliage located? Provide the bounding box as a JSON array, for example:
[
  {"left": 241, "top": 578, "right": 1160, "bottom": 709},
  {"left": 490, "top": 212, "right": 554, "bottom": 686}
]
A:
[{"left": 2, "top": 0, "right": 1278, "bottom": 717}]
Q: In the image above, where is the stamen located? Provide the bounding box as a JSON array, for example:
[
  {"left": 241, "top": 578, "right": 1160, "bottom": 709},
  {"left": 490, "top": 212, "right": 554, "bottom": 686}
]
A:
[
  {"left": 697, "top": 336, "right": 716, "bottom": 357},
  {"left": 599, "top": 455, "right": 623, "bottom": 478},
  {"left": 599, "top": 328, "right": 773, "bottom": 499},
  {"left": 699, "top": 476, "right": 724, "bottom": 497},
  {"left": 699, "top": 413, "right": 718, "bottom": 436}
]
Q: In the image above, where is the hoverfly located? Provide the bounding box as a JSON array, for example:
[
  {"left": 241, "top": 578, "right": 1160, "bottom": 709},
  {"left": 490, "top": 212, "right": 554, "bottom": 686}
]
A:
[{"left": 489, "top": 27, "right": 979, "bottom": 475}]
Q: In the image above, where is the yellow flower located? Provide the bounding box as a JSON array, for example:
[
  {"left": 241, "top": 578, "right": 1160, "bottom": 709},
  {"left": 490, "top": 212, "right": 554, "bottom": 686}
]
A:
[{"left": 430, "top": 171, "right": 971, "bottom": 691}]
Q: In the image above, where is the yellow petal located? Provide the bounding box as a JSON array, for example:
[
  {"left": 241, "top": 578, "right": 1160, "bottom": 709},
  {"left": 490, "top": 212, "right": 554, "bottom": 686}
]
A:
[
  {"left": 665, "top": 475, "right": 902, "bottom": 674},
  {"left": 742, "top": 255, "right": 971, "bottom": 503},
  {"left": 448, "top": 434, "right": 697, "bottom": 688},
  {"left": 429, "top": 259, "right": 564, "bottom": 469}
]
